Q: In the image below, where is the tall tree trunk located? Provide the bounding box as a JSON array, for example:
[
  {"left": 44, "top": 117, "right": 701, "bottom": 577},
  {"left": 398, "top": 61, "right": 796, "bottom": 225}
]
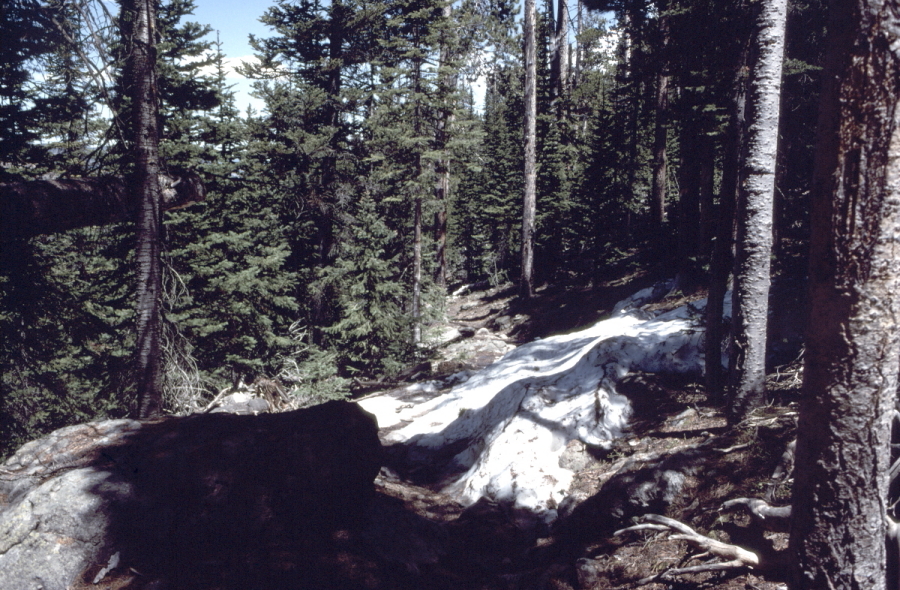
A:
[
  {"left": 412, "top": 193, "right": 423, "bottom": 344},
  {"left": 552, "top": 0, "right": 569, "bottom": 101},
  {"left": 310, "top": 0, "right": 346, "bottom": 343},
  {"left": 698, "top": 133, "right": 716, "bottom": 252},
  {"left": 411, "top": 44, "right": 424, "bottom": 344},
  {"left": 650, "top": 7, "right": 669, "bottom": 229},
  {"left": 123, "top": 0, "right": 163, "bottom": 419},
  {"left": 433, "top": 3, "right": 454, "bottom": 290},
  {"left": 521, "top": 0, "right": 537, "bottom": 299},
  {"left": 728, "top": 0, "right": 786, "bottom": 423},
  {"left": 707, "top": 32, "right": 750, "bottom": 403},
  {"left": 650, "top": 72, "right": 669, "bottom": 228},
  {"left": 320, "top": 0, "right": 345, "bottom": 267},
  {"left": 676, "top": 125, "right": 702, "bottom": 291},
  {"left": 789, "top": 0, "right": 900, "bottom": 587},
  {"left": 574, "top": 0, "right": 583, "bottom": 87}
]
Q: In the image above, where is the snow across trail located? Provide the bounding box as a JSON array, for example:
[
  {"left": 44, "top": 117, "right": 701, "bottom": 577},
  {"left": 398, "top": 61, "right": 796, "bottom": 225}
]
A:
[{"left": 359, "top": 286, "right": 720, "bottom": 520}]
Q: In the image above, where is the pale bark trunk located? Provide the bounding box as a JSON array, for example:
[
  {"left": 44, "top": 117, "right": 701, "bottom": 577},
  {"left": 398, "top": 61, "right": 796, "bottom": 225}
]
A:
[
  {"left": 124, "top": 0, "right": 163, "bottom": 419},
  {"left": 789, "top": 0, "right": 900, "bottom": 587},
  {"left": 521, "top": 0, "right": 537, "bottom": 299},
  {"left": 728, "top": 0, "right": 786, "bottom": 422}
]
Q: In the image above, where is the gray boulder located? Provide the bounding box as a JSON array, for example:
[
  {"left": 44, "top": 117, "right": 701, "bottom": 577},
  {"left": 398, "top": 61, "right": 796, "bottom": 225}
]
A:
[{"left": 0, "top": 401, "right": 382, "bottom": 589}]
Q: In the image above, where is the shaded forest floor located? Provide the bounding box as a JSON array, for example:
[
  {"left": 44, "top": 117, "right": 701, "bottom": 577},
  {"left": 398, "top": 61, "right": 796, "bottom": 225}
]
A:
[
  {"left": 375, "top": 275, "right": 798, "bottom": 590},
  {"left": 82, "top": 270, "right": 802, "bottom": 590}
]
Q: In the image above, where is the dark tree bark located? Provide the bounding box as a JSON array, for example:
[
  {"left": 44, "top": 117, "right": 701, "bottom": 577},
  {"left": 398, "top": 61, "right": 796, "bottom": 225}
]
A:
[
  {"left": 650, "top": 72, "right": 669, "bottom": 228},
  {"left": 698, "top": 133, "right": 716, "bottom": 252},
  {"left": 521, "top": 0, "right": 538, "bottom": 300},
  {"left": 676, "top": 126, "right": 702, "bottom": 291},
  {"left": 706, "top": 30, "right": 750, "bottom": 402},
  {"left": 411, "top": 33, "right": 425, "bottom": 344},
  {"left": 728, "top": 0, "right": 787, "bottom": 423},
  {"left": 1, "top": 173, "right": 204, "bottom": 243},
  {"left": 650, "top": 7, "right": 670, "bottom": 229},
  {"left": 789, "top": 0, "right": 900, "bottom": 587},
  {"left": 309, "top": 0, "right": 347, "bottom": 341},
  {"left": 122, "top": 0, "right": 164, "bottom": 419},
  {"left": 433, "top": 2, "right": 454, "bottom": 290}
]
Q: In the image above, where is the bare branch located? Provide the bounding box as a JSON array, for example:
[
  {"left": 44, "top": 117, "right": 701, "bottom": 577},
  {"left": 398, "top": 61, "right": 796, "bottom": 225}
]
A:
[
  {"left": 615, "top": 513, "right": 764, "bottom": 586},
  {"left": 721, "top": 497, "right": 792, "bottom": 532}
]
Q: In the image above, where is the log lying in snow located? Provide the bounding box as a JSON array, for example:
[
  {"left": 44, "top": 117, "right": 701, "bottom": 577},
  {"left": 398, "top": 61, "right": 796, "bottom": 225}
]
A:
[{"left": 1, "top": 172, "right": 205, "bottom": 242}]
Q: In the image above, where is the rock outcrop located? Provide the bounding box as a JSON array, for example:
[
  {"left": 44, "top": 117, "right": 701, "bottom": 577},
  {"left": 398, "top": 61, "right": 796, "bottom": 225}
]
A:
[{"left": 0, "top": 401, "right": 382, "bottom": 590}]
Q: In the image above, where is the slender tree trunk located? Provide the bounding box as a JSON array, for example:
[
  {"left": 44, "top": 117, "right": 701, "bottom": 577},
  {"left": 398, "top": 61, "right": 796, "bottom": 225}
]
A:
[
  {"left": 574, "top": 0, "right": 583, "bottom": 87},
  {"left": 676, "top": 126, "right": 702, "bottom": 291},
  {"left": 728, "top": 0, "right": 786, "bottom": 423},
  {"left": 552, "top": 0, "right": 569, "bottom": 101},
  {"left": 123, "top": 0, "right": 163, "bottom": 419},
  {"left": 411, "top": 43, "right": 424, "bottom": 344},
  {"left": 707, "top": 32, "right": 750, "bottom": 403},
  {"left": 433, "top": 3, "right": 454, "bottom": 290},
  {"left": 650, "top": 72, "right": 668, "bottom": 227},
  {"left": 650, "top": 7, "right": 669, "bottom": 229},
  {"left": 412, "top": 193, "right": 422, "bottom": 344},
  {"left": 699, "top": 133, "right": 716, "bottom": 251},
  {"left": 521, "top": 0, "right": 537, "bottom": 299},
  {"left": 789, "top": 0, "right": 900, "bottom": 587},
  {"left": 320, "top": 0, "right": 345, "bottom": 267},
  {"left": 310, "top": 0, "right": 346, "bottom": 342},
  {"left": 433, "top": 167, "right": 449, "bottom": 288}
]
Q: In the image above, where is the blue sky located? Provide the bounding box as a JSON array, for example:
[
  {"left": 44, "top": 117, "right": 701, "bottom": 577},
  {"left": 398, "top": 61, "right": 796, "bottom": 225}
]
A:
[{"left": 189, "top": 0, "right": 272, "bottom": 113}]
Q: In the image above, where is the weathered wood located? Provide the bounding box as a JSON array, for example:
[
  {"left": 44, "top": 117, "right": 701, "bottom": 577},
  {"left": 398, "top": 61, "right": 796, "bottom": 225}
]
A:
[{"left": 0, "top": 172, "right": 205, "bottom": 242}]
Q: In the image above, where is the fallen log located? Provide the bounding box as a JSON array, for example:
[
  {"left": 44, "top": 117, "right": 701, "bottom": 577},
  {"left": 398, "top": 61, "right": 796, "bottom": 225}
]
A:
[
  {"left": 0, "top": 401, "right": 382, "bottom": 590},
  {"left": 1, "top": 172, "right": 205, "bottom": 242}
]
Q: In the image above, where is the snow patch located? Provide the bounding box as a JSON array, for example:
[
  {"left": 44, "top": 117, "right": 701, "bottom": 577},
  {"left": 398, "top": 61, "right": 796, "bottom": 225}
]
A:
[{"left": 359, "top": 288, "right": 715, "bottom": 520}]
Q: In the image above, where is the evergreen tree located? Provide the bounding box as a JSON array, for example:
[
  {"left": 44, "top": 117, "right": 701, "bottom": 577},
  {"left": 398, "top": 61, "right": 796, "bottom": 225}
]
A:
[{"left": 320, "top": 196, "right": 413, "bottom": 377}]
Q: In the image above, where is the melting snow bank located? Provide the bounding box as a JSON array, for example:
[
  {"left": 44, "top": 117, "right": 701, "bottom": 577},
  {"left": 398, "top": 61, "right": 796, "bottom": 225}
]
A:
[{"left": 359, "top": 284, "right": 720, "bottom": 522}]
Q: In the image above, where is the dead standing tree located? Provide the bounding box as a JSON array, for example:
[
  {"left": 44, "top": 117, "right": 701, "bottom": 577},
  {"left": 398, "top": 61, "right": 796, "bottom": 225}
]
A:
[{"left": 521, "top": 0, "right": 537, "bottom": 300}]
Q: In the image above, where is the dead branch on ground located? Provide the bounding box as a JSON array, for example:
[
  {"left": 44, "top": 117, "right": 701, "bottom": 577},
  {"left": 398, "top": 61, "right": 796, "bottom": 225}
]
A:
[{"left": 614, "top": 513, "right": 775, "bottom": 585}]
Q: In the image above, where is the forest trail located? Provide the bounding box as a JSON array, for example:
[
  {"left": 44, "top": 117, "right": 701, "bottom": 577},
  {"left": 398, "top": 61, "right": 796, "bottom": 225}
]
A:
[
  {"left": 340, "top": 279, "right": 799, "bottom": 590},
  {"left": 59, "top": 278, "right": 802, "bottom": 590}
]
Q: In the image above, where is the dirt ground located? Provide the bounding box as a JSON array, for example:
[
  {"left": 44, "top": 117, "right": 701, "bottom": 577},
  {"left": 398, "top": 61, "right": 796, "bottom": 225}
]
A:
[
  {"left": 86, "top": 277, "right": 801, "bottom": 590},
  {"left": 353, "top": 279, "right": 800, "bottom": 590}
]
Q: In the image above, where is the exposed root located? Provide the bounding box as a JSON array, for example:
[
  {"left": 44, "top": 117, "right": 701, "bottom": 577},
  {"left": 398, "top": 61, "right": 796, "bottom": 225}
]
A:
[
  {"left": 721, "top": 497, "right": 791, "bottom": 532},
  {"left": 614, "top": 513, "right": 770, "bottom": 585}
]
